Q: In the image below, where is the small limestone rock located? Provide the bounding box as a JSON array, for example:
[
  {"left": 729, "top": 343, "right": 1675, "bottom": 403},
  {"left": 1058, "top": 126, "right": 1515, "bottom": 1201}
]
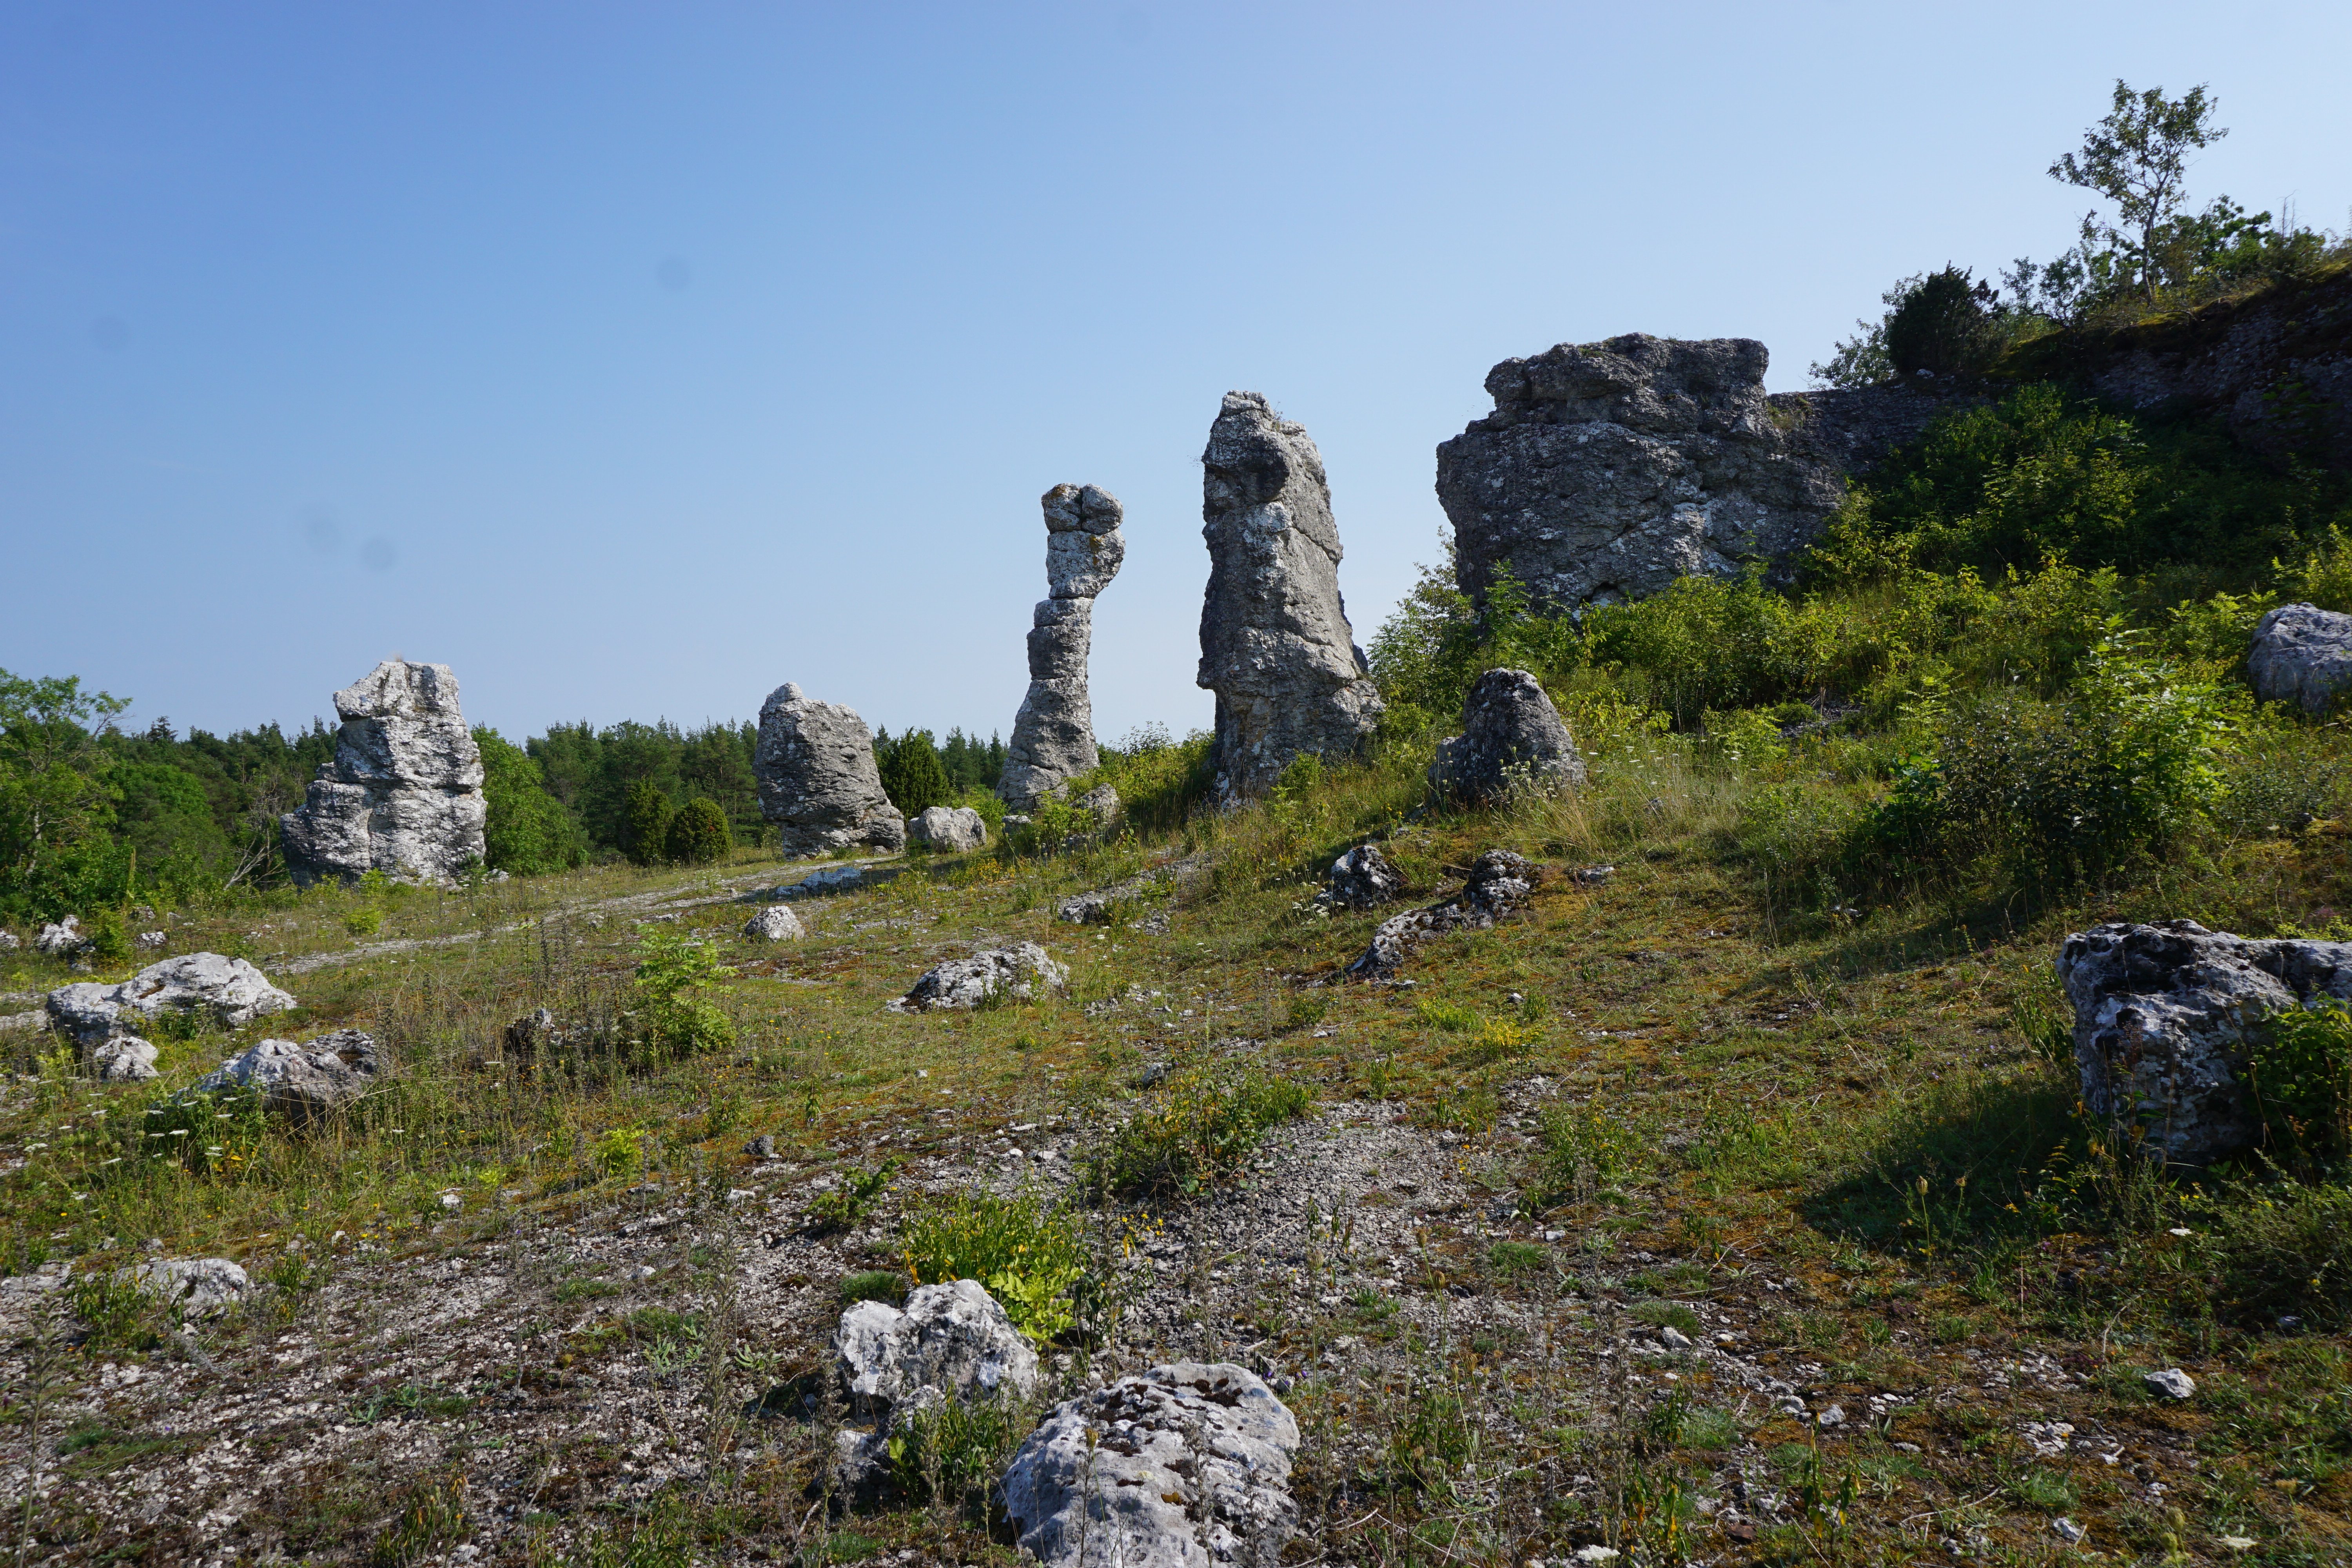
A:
[
  {"left": 753, "top": 683, "right": 906, "bottom": 857},
  {"left": 2058, "top": 920, "right": 2352, "bottom": 1164},
  {"left": 281, "top": 660, "right": 487, "bottom": 886},
  {"left": 1658, "top": 1325, "right": 1695, "bottom": 1351},
  {"left": 1001, "top": 485, "right": 1125, "bottom": 811},
  {"left": 112, "top": 1257, "right": 250, "bottom": 1319},
  {"left": 774, "top": 864, "right": 867, "bottom": 899},
  {"left": 1347, "top": 851, "right": 1539, "bottom": 981},
  {"left": 1318, "top": 844, "right": 1404, "bottom": 911},
  {"left": 2247, "top": 603, "right": 2352, "bottom": 714},
  {"left": 91, "top": 1037, "right": 160, "bottom": 1082},
  {"left": 1000, "top": 1361, "right": 1300, "bottom": 1568},
  {"left": 501, "top": 1007, "right": 567, "bottom": 1067},
  {"left": 901, "top": 943, "right": 1067, "bottom": 1011},
  {"left": 35, "top": 915, "right": 85, "bottom": 955},
  {"left": 742, "top": 906, "right": 806, "bottom": 943},
  {"left": 908, "top": 805, "right": 988, "bottom": 853},
  {"left": 2144, "top": 1367, "right": 2196, "bottom": 1401},
  {"left": 46, "top": 952, "right": 297, "bottom": 1050},
  {"left": 744, "top": 1134, "right": 776, "bottom": 1159},
  {"left": 1428, "top": 668, "right": 1586, "bottom": 804},
  {"left": 134, "top": 930, "right": 167, "bottom": 951},
  {"left": 189, "top": 1030, "right": 384, "bottom": 1127},
  {"left": 1197, "top": 392, "right": 1383, "bottom": 803},
  {"left": 833, "top": 1278, "right": 1039, "bottom": 1415}
]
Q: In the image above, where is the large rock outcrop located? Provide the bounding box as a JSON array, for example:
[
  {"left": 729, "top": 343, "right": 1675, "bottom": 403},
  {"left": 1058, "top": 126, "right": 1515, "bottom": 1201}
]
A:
[
  {"left": 1428, "top": 668, "right": 1586, "bottom": 804},
  {"left": 281, "top": 661, "right": 486, "bottom": 886},
  {"left": 1198, "top": 393, "right": 1383, "bottom": 802},
  {"left": 2247, "top": 603, "right": 2352, "bottom": 714},
  {"left": 188, "top": 1030, "right": 385, "bottom": 1128},
  {"left": 909, "top": 804, "right": 988, "bottom": 852},
  {"left": 47, "top": 953, "right": 297, "bottom": 1050},
  {"left": 1000, "top": 1362, "right": 1300, "bottom": 1568},
  {"left": 753, "top": 684, "right": 906, "bottom": 857},
  {"left": 2057, "top": 919, "right": 2352, "bottom": 1165},
  {"left": 1436, "top": 336, "right": 1951, "bottom": 612},
  {"left": 898, "top": 943, "right": 1066, "bottom": 1011},
  {"left": 1000, "top": 485, "right": 1125, "bottom": 811}
]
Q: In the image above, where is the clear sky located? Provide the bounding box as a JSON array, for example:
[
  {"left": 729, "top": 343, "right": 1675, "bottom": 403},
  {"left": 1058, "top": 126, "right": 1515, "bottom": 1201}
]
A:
[{"left": 7, "top": 2, "right": 2349, "bottom": 748}]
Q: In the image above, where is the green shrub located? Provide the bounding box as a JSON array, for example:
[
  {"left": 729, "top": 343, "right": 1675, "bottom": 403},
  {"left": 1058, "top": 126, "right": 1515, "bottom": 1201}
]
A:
[
  {"left": 630, "top": 927, "right": 737, "bottom": 1058},
  {"left": 1528, "top": 1102, "right": 1633, "bottom": 1207},
  {"left": 624, "top": 780, "right": 674, "bottom": 867},
  {"left": 889, "top": 1395, "right": 1027, "bottom": 1509},
  {"left": 663, "top": 797, "right": 730, "bottom": 864},
  {"left": 2187, "top": 1181, "right": 2352, "bottom": 1326},
  {"left": 899, "top": 1189, "right": 1084, "bottom": 1341},
  {"left": 876, "top": 728, "right": 952, "bottom": 817},
  {"left": 836, "top": 1270, "right": 906, "bottom": 1306},
  {"left": 1883, "top": 266, "right": 2006, "bottom": 379},
  {"left": 1088, "top": 1068, "right": 1311, "bottom": 1200},
  {"left": 2247, "top": 1002, "right": 2352, "bottom": 1176},
  {"left": 808, "top": 1159, "right": 900, "bottom": 1233},
  {"left": 591, "top": 1128, "right": 643, "bottom": 1180},
  {"left": 475, "top": 727, "right": 590, "bottom": 875}
]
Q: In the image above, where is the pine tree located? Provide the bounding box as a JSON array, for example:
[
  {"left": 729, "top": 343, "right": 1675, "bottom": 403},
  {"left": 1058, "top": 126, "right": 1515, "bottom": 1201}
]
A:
[
  {"left": 665, "top": 797, "right": 731, "bottom": 864},
  {"left": 877, "top": 728, "right": 952, "bottom": 817}
]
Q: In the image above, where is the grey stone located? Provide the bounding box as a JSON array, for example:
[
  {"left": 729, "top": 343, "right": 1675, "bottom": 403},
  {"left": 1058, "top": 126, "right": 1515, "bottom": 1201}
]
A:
[
  {"left": 91, "top": 1037, "right": 160, "bottom": 1082},
  {"left": 2144, "top": 1367, "right": 2196, "bottom": 1400},
  {"left": 909, "top": 805, "right": 988, "bottom": 853},
  {"left": 1428, "top": 669, "right": 1586, "bottom": 804},
  {"left": 35, "top": 915, "right": 84, "bottom": 956},
  {"left": 281, "top": 661, "right": 487, "bottom": 886},
  {"left": 742, "top": 906, "right": 807, "bottom": 943},
  {"left": 774, "top": 864, "right": 868, "bottom": 899},
  {"left": 1078, "top": 783, "right": 1122, "bottom": 836},
  {"left": 1198, "top": 392, "right": 1384, "bottom": 803},
  {"left": 1318, "top": 844, "right": 1405, "bottom": 911},
  {"left": 1346, "top": 851, "right": 1539, "bottom": 981},
  {"left": 1000, "top": 1361, "right": 1300, "bottom": 1568},
  {"left": 833, "top": 1278, "right": 1039, "bottom": 1415},
  {"left": 112, "top": 1257, "right": 250, "bottom": 1319},
  {"left": 744, "top": 1134, "right": 776, "bottom": 1159},
  {"left": 2247, "top": 603, "right": 2352, "bottom": 714},
  {"left": 2058, "top": 919, "right": 2352, "bottom": 1165},
  {"left": 753, "top": 683, "right": 907, "bottom": 857},
  {"left": 0, "top": 930, "right": 17, "bottom": 952},
  {"left": 46, "top": 952, "right": 296, "bottom": 1049},
  {"left": 900, "top": 943, "right": 1067, "bottom": 1011},
  {"left": 190, "top": 1029, "right": 385, "bottom": 1127},
  {"left": 1002, "top": 485, "right": 1125, "bottom": 811},
  {"left": 134, "top": 930, "right": 166, "bottom": 951},
  {"left": 1438, "top": 336, "right": 1949, "bottom": 612}
]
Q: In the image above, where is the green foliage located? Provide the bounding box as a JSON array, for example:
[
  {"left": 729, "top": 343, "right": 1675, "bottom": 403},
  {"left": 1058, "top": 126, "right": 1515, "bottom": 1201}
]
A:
[
  {"left": 875, "top": 727, "right": 953, "bottom": 817},
  {"left": 836, "top": 1269, "right": 906, "bottom": 1305},
  {"left": 1528, "top": 1102, "right": 1633, "bottom": 1207},
  {"left": 474, "top": 728, "right": 589, "bottom": 875},
  {"left": 1883, "top": 266, "right": 2007, "bottom": 378},
  {"left": 888, "top": 1395, "right": 1026, "bottom": 1510},
  {"left": 2248, "top": 1002, "right": 2352, "bottom": 1176},
  {"left": 899, "top": 1188, "right": 1085, "bottom": 1340},
  {"left": 623, "top": 779, "right": 674, "bottom": 866},
  {"left": 2185, "top": 1180, "right": 2352, "bottom": 1327},
  {"left": 1088, "top": 1068, "right": 1310, "bottom": 1200},
  {"left": 530, "top": 717, "right": 760, "bottom": 856},
  {"left": 0, "top": 669, "right": 131, "bottom": 919},
  {"left": 1486, "top": 1240, "right": 1552, "bottom": 1281},
  {"left": 808, "top": 1158, "right": 900, "bottom": 1233},
  {"left": 591, "top": 1128, "right": 644, "bottom": 1180},
  {"left": 2047, "top": 78, "right": 2230, "bottom": 303},
  {"left": 630, "top": 927, "right": 737, "bottom": 1057},
  {"left": 1082, "top": 723, "right": 1216, "bottom": 839},
  {"left": 69, "top": 1269, "right": 165, "bottom": 1350},
  {"left": 663, "top": 796, "right": 731, "bottom": 865}
]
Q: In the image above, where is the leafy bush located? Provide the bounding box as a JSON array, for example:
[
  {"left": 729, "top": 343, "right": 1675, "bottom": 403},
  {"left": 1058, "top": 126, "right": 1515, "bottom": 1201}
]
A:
[
  {"left": 630, "top": 927, "right": 737, "bottom": 1058},
  {"left": 1883, "top": 266, "right": 2007, "bottom": 378},
  {"left": 663, "top": 796, "right": 731, "bottom": 865},
  {"left": 2186, "top": 1180, "right": 2352, "bottom": 1327},
  {"left": 1528, "top": 1102, "right": 1633, "bottom": 1207},
  {"left": 2247, "top": 1002, "right": 2352, "bottom": 1176},
  {"left": 876, "top": 728, "right": 952, "bottom": 817},
  {"left": 899, "top": 1189, "right": 1084, "bottom": 1341},
  {"left": 1088, "top": 1068, "right": 1311, "bottom": 1200},
  {"left": 836, "top": 1270, "right": 906, "bottom": 1305},
  {"left": 475, "top": 727, "right": 590, "bottom": 875},
  {"left": 591, "top": 1127, "right": 643, "bottom": 1180},
  {"left": 889, "top": 1395, "right": 1027, "bottom": 1510},
  {"left": 624, "top": 779, "right": 674, "bottom": 867},
  {"left": 809, "top": 1159, "right": 900, "bottom": 1233}
]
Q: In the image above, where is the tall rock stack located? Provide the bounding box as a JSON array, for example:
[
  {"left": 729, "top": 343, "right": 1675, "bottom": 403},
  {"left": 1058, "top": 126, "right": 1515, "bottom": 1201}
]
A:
[
  {"left": 281, "top": 661, "right": 488, "bottom": 886},
  {"left": 998, "top": 484, "right": 1125, "bottom": 811},
  {"left": 1197, "top": 392, "right": 1384, "bottom": 803},
  {"left": 754, "top": 683, "right": 907, "bottom": 857}
]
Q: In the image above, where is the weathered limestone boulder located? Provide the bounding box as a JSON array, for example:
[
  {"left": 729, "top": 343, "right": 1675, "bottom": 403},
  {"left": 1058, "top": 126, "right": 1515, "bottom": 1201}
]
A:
[
  {"left": 742, "top": 905, "right": 807, "bottom": 942},
  {"left": 2247, "top": 603, "right": 2352, "bottom": 714},
  {"left": 773, "top": 864, "right": 869, "bottom": 899},
  {"left": 899, "top": 943, "right": 1067, "bottom": 1011},
  {"left": 753, "top": 683, "right": 906, "bottom": 857},
  {"left": 35, "top": 916, "right": 84, "bottom": 956},
  {"left": 113, "top": 1258, "right": 251, "bottom": 1319},
  {"left": 1198, "top": 393, "right": 1384, "bottom": 803},
  {"left": 1000, "top": 1362, "right": 1300, "bottom": 1568},
  {"left": 2057, "top": 919, "right": 2352, "bottom": 1165},
  {"left": 1347, "top": 850, "right": 1539, "bottom": 981},
  {"left": 281, "top": 661, "right": 486, "bottom": 886},
  {"left": 91, "top": 1038, "right": 160, "bottom": 1082},
  {"left": 46, "top": 953, "right": 297, "bottom": 1049},
  {"left": 1428, "top": 669, "right": 1586, "bottom": 804},
  {"left": 1318, "top": 844, "right": 1405, "bottom": 911},
  {"left": 1001, "top": 485, "right": 1126, "bottom": 811},
  {"left": 189, "top": 1030, "right": 384, "bottom": 1127},
  {"left": 833, "top": 1278, "right": 1039, "bottom": 1416},
  {"left": 1437, "top": 336, "right": 1952, "bottom": 612},
  {"left": 908, "top": 805, "right": 988, "bottom": 852}
]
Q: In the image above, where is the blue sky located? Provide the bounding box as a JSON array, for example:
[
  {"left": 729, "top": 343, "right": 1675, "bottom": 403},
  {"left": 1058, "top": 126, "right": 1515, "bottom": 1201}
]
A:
[{"left": 6, "top": 2, "right": 2348, "bottom": 747}]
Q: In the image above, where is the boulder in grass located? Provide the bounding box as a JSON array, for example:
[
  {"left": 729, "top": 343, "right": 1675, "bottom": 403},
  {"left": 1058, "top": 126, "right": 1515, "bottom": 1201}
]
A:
[
  {"left": 36, "top": 916, "right": 85, "bottom": 956},
  {"left": 898, "top": 943, "right": 1067, "bottom": 1011},
  {"left": 742, "top": 906, "right": 807, "bottom": 943},
  {"left": 91, "top": 1037, "right": 160, "bottom": 1082},
  {"left": 1346, "top": 851, "right": 1539, "bottom": 981},
  {"left": 47, "top": 952, "right": 297, "bottom": 1049},
  {"left": 1427, "top": 668, "right": 1586, "bottom": 805},
  {"left": 833, "top": 1278, "right": 1039, "bottom": 1416},
  {"left": 1000, "top": 1361, "right": 1300, "bottom": 1568},
  {"left": 112, "top": 1258, "right": 250, "bottom": 1319},
  {"left": 908, "top": 805, "right": 988, "bottom": 853},
  {"left": 2247, "top": 603, "right": 2352, "bottom": 715},
  {"left": 1318, "top": 844, "right": 1404, "bottom": 911},
  {"left": 189, "top": 1030, "right": 384, "bottom": 1127}
]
